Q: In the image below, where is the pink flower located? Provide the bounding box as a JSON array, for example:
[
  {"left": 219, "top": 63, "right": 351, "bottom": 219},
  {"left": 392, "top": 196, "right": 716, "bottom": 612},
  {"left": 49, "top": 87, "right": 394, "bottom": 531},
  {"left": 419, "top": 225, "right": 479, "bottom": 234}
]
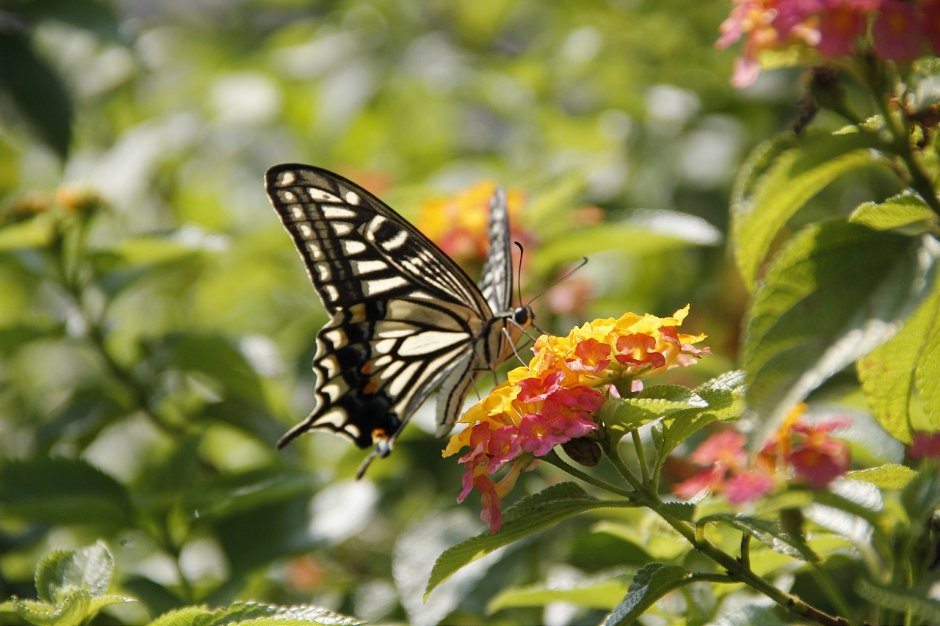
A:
[
  {"left": 690, "top": 429, "right": 747, "bottom": 465},
  {"left": 873, "top": 0, "right": 924, "bottom": 61},
  {"left": 724, "top": 470, "right": 777, "bottom": 503},
  {"left": 815, "top": 2, "right": 868, "bottom": 56},
  {"left": 924, "top": 0, "right": 940, "bottom": 55},
  {"left": 517, "top": 372, "right": 563, "bottom": 402}
]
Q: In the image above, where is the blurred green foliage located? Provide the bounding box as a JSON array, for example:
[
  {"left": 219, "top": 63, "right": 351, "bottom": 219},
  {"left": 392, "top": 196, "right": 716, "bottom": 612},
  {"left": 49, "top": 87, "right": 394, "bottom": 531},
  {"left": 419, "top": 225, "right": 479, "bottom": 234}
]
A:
[{"left": 0, "top": 0, "right": 912, "bottom": 624}]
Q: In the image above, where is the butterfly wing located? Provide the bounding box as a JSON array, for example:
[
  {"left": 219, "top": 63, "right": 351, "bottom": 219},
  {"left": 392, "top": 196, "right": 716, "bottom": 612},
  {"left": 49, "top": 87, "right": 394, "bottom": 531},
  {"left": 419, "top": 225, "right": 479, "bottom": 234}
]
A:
[
  {"left": 266, "top": 164, "right": 495, "bottom": 451},
  {"left": 477, "top": 187, "right": 513, "bottom": 314},
  {"left": 433, "top": 187, "right": 515, "bottom": 436}
]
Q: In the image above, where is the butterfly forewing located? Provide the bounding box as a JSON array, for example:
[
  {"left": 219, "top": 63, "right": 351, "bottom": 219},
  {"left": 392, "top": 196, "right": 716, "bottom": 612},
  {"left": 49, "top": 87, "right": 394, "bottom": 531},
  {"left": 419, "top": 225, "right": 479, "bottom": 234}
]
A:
[{"left": 266, "top": 164, "right": 517, "bottom": 453}]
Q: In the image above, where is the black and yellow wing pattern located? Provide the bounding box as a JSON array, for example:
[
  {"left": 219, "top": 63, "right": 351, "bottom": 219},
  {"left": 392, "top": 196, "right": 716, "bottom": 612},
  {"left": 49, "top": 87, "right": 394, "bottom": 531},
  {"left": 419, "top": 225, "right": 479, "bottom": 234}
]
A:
[{"left": 265, "top": 164, "right": 531, "bottom": 462}]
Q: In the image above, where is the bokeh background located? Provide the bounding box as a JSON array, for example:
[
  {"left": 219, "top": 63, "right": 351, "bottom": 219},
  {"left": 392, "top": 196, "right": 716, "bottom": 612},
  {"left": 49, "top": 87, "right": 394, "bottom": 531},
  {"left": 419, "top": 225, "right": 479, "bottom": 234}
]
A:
[{"left": 0, "top": 1, "right": 874, "bottom": 624}]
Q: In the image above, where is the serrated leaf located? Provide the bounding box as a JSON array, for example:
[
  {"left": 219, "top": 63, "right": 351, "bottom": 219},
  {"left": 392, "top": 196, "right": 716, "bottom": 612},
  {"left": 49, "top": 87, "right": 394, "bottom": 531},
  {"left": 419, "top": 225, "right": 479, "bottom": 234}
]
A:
[
  {"left": 604, "top": 563, "right": 693, "bottom": 626},
  {"left": 856, "top": 578, "right": 940, "bottom": 623},
  {"left": 858, "top": 277, "right": 940, "bottom": 442},
  {"left": 425, "top": 483, "right": 632, "bottom": 598},
  {"left": 731, "top": 130, "right": 884, "bottom": 289},
  {"left": 35, "top": 540, "right": 113, "bottom": 603},
  {"left": 850, "top": 191, "right": 939, "bottom": 235},
  {"left": 487, "top": 571, "right": 631, "bottom": 612},
  {"left": 12, "top": 590, "right": 89, "bottom": 626},
  {"left": 699, "top": 513, "right": 815, "bottom": 561},
  {"left": 655, "top": 371, "right": 746, "bottom": 459},
  {"left": 215, "top": 601, "right": 363, "bottom": 625},
  {"left": 846, "top": 464, "right": 916, "bottom": 489},
  {"left": 147, "top": 605, "right": 217, "bottom": 626},
  {"left": 0, "top": 458, "right": 133, "bottom": 527},
  {"left": 743, "top": 222, "right": 938, "bottom": 450},
  {"left": 602, "top": 385, "right": 707, "bottom": 431}
]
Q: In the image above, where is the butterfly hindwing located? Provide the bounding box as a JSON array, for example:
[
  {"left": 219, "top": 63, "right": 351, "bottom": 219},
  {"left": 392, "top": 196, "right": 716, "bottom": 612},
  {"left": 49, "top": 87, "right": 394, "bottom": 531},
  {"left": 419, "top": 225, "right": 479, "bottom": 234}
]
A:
[{"left": 266, "top": 164, "right": 509, "bottom": 451}]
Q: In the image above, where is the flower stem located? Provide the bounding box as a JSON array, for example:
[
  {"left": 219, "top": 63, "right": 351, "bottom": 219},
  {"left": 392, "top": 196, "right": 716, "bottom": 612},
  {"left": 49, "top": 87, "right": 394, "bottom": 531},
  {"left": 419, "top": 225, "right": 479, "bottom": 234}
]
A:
[
  {"left": 542, "top": 451, "right": 633, "bottom": 498},
  {"left": 631, "top": 430, "right": 651, "bottom": 485}
]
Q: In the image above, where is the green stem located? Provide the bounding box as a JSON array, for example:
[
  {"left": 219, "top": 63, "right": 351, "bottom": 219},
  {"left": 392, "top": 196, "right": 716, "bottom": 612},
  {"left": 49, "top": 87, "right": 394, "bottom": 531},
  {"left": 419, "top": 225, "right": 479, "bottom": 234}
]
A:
[
  {"left": 602, "top": 443, "right": 851, "bottom": 626},
  {"left": 863, "top": 60, "right": 940, "bottom": 218},
  {"left": 631, "top": 430, "right": 650, "bottom": 485},
  {"left": 541, "top": 451, "right": 634, "bottom": 498},
  {"left": 49, "top": 231, "right": 182, "bottom": 437}
]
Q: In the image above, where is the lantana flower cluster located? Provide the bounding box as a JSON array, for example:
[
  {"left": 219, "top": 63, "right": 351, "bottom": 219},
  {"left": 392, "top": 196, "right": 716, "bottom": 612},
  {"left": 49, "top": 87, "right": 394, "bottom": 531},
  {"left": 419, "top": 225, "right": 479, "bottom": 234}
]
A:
[
  {"left": 444, "top": 306, "right": 709, "bottom": 532},
  {"left": 719, "top": 0, "right": 940, "bottom": 86},
  {"left": 672, "top": 403, "right": 851, "bottom": 503}
]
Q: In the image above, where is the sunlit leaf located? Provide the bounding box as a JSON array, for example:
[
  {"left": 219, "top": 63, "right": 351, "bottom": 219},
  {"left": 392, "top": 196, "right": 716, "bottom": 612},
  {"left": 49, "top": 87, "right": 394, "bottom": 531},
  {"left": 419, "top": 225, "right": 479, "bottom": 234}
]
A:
[
  {"left": 731, "top": 130, "right": 884, "bottom": 289},
  {"left": 850, "top": 191, "right": 939, "bottom": 235},
  {"left": 856, "top": 578, "right": 940, "bottom": 623},
  {"left": 845, "top": 465, "right": 916, "bottom": 490},
  {"left": 743, "top": 222, "right": 939, "bottom": 449},
  {"left": 857, "top": 276, "right": 940, "bottom": 442},
  {"left": 425, "top": 483, "right": 633, "bottom": 598},
  {"left": 604, "top": 563, "right": 693, "bottom": 626},
  {"left": 487, "top": 570, "right": 631, "bottom": 612}
]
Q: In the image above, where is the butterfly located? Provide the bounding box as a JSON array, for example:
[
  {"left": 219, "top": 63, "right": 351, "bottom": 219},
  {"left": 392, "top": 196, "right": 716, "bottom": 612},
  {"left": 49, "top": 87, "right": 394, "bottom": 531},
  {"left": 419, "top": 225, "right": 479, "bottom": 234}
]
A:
[{"left": 265, "top": 164, "right": 534, "bottom": 472}]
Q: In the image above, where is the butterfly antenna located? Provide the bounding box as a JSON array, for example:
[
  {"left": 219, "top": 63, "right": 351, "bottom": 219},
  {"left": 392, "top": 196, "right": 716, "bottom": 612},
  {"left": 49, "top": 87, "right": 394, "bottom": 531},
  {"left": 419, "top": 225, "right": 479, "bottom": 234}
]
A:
[
  {"left": 524, "top": 256, "right": 589, "bottom": 307},
  {"left": 513, "top": 241, "right": 525, "bottom": 307}
]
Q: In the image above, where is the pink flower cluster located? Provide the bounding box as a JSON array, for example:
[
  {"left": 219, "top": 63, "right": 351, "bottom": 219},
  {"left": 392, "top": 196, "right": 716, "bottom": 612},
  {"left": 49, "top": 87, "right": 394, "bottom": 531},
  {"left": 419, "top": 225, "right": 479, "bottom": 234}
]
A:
[
  {"left": 719, "top": 0, "right": 940, "bottom": 86},
  {"left": 673, "top": 405, "right": 851, "bottom": 503},
  {"left": 445, "top": 376, "right": 604, "bottom": 533}
]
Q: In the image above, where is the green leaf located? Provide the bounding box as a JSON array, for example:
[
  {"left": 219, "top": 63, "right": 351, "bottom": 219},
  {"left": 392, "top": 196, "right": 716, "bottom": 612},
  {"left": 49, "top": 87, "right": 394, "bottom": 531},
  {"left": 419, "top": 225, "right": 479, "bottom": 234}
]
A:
[
  {"left": 0, "top": 322, "right": 65, "bottom": 355},
  {"left": 10, "top": 591, "right": 89, "bottom": 626},
  {"left": 534, "top": 212, "right": 720, "bottom": 273},
  {"left": 901, "top": 463, "right": 940, "bottom": 526},
  {"left": 699, "top": 513, "right": 815, "bottom": 561},
  {"left": 152, "top": 333, "right": 267, "bottom": 406},
  {"left": 425, "top": 483, "right": 632, "bottom": 598},
  {"left": 147, "top": 606, "right": 217, "bottom": 626},
  {"left": 858, "top": 277, "right": 940, "bottom": 442},
  {"left": 601, "top": 385, "right": 707, "bottom": 431},
  {"left": 0, "top": 26, "right": 73, "bottom": 158},
  {"left": 850, "top": 191, "right": 939, "bottom": 235},
  {"left": 604, "top": 563, "right": 693, "bottom": 626},
  {"left": 731, "top": 130, "right": 884, "bottom": 289},
  {"left": 35, "top": 540, "right": 114, "bottom": 603},
  {"left": 846, "top": 464, "right": 917, "bottom": 489},
  {"left": 743, "top": 222, "right": 938, "bottom": 449},
  {"left": 655, "top": 371, "right": 746, "bottom": 459},
  {"left": 0, "top": 458, "right": 133, "bottom": 528},
  {"left": 149, "top": 602, "right": 363, "bottom": 626},
  {"left": 856, "top": 578, "right": 940, "bottom": 623},
  {"left": 487, "top": 571, "right": 631, "bottom": 612},
  {"left": 0, "top": 214, "right": 56, "bottom": 251}
]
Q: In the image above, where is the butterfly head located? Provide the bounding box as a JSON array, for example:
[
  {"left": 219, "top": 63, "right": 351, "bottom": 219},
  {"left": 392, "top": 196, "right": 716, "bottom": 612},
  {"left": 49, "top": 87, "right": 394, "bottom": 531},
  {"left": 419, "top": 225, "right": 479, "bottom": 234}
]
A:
[{"left": 512, "top": 305, "right": 535, "bottom": 328}]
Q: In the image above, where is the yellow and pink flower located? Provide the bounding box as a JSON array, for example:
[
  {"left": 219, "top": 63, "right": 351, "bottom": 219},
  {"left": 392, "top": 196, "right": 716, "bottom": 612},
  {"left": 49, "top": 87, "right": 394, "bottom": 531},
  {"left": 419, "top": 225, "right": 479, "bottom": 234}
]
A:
[
  {"left": 719, "top": 0, "right": 940, "bottom": 87},
  {"left": 444, "top": 306, "right": 709, "bottom": 532}
]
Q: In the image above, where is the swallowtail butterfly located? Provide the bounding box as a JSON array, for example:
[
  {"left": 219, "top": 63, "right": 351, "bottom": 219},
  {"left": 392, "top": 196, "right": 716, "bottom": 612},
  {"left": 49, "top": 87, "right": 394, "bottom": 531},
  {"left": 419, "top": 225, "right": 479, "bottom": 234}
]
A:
[{"left": 266, "top": 165, "right": 533, "bottom": 470}]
